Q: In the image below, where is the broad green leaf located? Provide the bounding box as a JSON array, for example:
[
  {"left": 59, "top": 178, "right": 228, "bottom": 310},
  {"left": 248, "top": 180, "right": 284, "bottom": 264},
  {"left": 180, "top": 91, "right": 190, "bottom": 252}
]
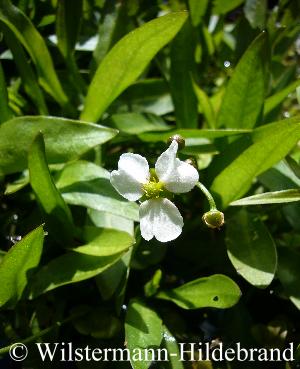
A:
[
  {"left": 277, "top": 248, "right": 300, "bottom": 310},
  {"left": 244, "top": 0, "right": 267, "bottom": 29},
  {"left": 30, "top": 228, "right": 133, "bottom": 297},
  {"left": 108, "top": 112, "right": 169, "bottom": 135},
  {"left": 139, "top": 128, "right": 251, "bottom": 143},
  {"left": 28, "top": 134, "right": 74, "bottom": 244},
  {"left": 230, "top": 189, "right": 300, "bottom": 206},
  {"left": 125, "top": 299, "right": 163, "bottom": 369},
  {"left": 81, "top": 11, "right": 188, "bottom": 122},
  {"left": 170, "top": 20, "right": 198, "bottom": 128},
  {"left": 0, "top": 116, "right": 117, "bottom": 175},
  {"left": 226, "top": 210, "right": 277, "bottom": 288},
  {"left": 162, "top": 326, "right": 184, "bottom": 369},
  {"left": 55, "top": 161, "right": 139, "bottom": 221},
  {"left": 264, "top": 79, "right": 300, "bottom": 116},
  {"left": 213, "top": 0, "right": 244, "bottom": 14},
  {"left": 2, "top": 24, "right": 48, "bottom": 115},
  {"left": 0, "top": 225, "right": 44, "bottom": 308},
  {"left": 0, "top": 0, "right": 69, "bottom": 108},
  {"left": 188, "top": 0, "right": 208, "bottom": 26},
  {"left": 156, "top": 274, "right": 241, "bottom": 309},
  {"left": 193, "top": 80, "right": 216, "bottom": 128},
  {"left": 217, "top": 32, "right": 268, "bottom": 128},
  {"left": 211, "top": 117, "right": 300, "bottom": 207},
  {"left": 0, "top": 61, "right": 12, "bottom": 123}
]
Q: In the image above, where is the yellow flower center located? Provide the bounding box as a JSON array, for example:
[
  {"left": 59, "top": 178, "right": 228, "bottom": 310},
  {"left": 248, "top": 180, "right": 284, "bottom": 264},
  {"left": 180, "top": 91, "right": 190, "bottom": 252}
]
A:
[{"left": 142, "top": 180, "right": 164, "bottom": 199}]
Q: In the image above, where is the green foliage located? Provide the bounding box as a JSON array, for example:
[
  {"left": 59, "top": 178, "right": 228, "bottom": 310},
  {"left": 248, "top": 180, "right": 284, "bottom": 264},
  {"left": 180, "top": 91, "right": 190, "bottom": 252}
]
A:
[
  {"left": 0, "top": 225, "right": 44, "bottom": 308},
  {"left": 156, "top": 274, "right": 241, "bottom": 309},
  {"left": 0, "top": 0, "right": 300, "bottom": 367}
]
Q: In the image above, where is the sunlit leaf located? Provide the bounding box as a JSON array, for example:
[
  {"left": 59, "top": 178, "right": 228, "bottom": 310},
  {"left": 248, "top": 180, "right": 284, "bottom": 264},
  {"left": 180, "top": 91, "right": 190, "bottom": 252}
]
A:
[
  {"left": 0, "top": 225, "right": 44, "bottom": 308},
  {"left": 226, "top": 209, "right": 277, "bottom": 288},
  {"left": 156, "top": 274, "right": 241, "bottom": 309},
  {"left": 81, "top": 12, "right": 188, "bottom": 122}
]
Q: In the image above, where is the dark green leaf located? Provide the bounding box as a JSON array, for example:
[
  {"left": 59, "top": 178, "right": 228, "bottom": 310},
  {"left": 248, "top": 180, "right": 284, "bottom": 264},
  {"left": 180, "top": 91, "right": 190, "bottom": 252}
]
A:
[
  {"left": 0, "top": 116, "right": 117, "bottom": 175},
  {"left": 0, "top": 61, "right": 12, "bottom": 123},
  {"left": 226, "top": 209, "right": 277, "bottom": 288},
  {"left": 81, "top": 11, "right": 188, "bottom": 122},
  {"left": 156, "top": 274, "right": 241, "bottom": 309},
  {"left": 277, "top": 248, "right": 300, "bottom": 310},
  {"left": 56, "top": 0, "right": 82, "bottom": 58},
  {"left": 217, "top": 32, "right": 268, "bottom": 128},
  {"left": 125, "top": 299, "right": 163, "bottom": 369},
  {"left": 170, "top": 20, "right": 198, "bottom": 128},
  {"left": 28, "top": 134, "right": 74, "bottom": 244},
  {"left": 0, "top": 225, "right": 44, "bottom": 308}
]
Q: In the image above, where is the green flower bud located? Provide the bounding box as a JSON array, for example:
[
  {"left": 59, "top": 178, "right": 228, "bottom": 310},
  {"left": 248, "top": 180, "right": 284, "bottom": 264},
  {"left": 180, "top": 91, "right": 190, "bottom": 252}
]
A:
[
  {"left": 202, "top": 210, "right": 225, "bottom": 229},
  {"left": 167, "top": 134, "right": 185, "bottom": 150}
]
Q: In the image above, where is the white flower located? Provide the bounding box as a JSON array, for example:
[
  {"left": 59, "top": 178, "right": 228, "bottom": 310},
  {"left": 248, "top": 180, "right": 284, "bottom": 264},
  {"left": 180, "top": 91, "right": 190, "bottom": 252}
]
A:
[{"left": 110, "top": 141, "right": 199, "bottom": 242}]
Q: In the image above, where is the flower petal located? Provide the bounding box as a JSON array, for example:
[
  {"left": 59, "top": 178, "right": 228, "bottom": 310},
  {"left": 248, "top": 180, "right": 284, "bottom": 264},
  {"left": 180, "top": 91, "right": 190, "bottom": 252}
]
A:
[
  {"left": 139, "top": 198, "right": 183, "bottom": 242},
  {"left": 110, "top": 153, "right": 150, "bottom": 201},
  {"left": 155, "top": 141, "right": 199, "bottom": 193}
]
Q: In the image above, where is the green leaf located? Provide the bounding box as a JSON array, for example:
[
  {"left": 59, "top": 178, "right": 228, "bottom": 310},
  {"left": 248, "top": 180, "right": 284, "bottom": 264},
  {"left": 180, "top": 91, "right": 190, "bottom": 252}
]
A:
[
  {"left": 277, "top": 248, "right": 300, "bottom": 310},
  {"left": 217, "top": 32, "right": 268, "bottom": 128},
  {"left": 0, "top": 61, "right": 12, "bottom": 123},
  {"left": 230, "top": 189, "right": 300, "bottom": 206},
  {"left": 264, "top": 79, "right": 300, "bottom": 117},
  {"left": 28, "top": 134, "right": 74, "bottom": 244},
  {"left": 156, "top": 274, "right": 241, "bottom": 309},
  {"left": 244, "top": 0, "right": 267, "bottom": 29},
  {"left": 213, "top": 0, "right": 244, "bottom": 14},
  {"left": 0, "top": 225, "right": 44, "bottom": 308},
  {"left": 108, "top": 112, "right": 169, "bottom": 135},
  {"left": 226, "top": 209, "right": 277, "bottom": 288},
  {"left": 2, "top": 24, "right": 48, "bottom": 115},
  {"left": 30, "top": 228, "right": 133, "bottom": 297},
  {"left": 139, "top": 128, "right": 251, "bottom": 143},
  {"left": 55, "top": 161, "right": 139, "bottom": 221},
  {"left": 162, "top": 326, "right": 184, "bottom": 369},
  {"left": 119, "top": 78, "right": 173, "bottom": 116},
  {"left": 193, "top": 80, "right": 216, "bottom": 128},
  {"left": 211, "top": 117, "right": 300, "bottom": 207},
  {"left": 125, "top": 299, "right": 163, "bottom": 369},
  {"left": 80, "top": 11, "right": 188, "bottom": 122},
  {"left": 188, "top": 0, "right": 208, "bottom": 26},
  {"left": 0, "top": 116, "right": 117, "bottom": 175},
  {"left": 56, "top": 0, "right": 82, "bottom": 58},
  {"left": 0, "top": 0, "right": 69, "bottom": 108},
  {"left": 170, "top": 20, "right": 198, "bottom": 128}
]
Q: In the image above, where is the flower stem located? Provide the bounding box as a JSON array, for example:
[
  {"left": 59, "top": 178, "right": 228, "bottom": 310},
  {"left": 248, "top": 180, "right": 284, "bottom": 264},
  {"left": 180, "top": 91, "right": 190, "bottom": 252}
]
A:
[{"left": 196, "top": 182, "right": 217, "bottom": 210}]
